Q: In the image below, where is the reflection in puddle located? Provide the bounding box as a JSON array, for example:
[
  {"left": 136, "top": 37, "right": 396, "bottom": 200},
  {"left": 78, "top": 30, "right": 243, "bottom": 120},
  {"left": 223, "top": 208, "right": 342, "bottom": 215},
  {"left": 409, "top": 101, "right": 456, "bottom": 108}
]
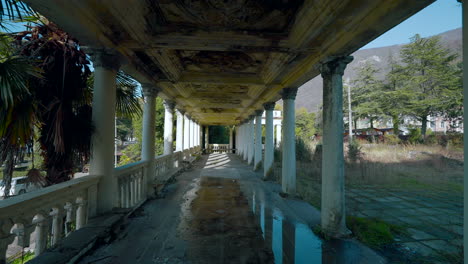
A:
[
  {"left": 251, "top": 193, "right": 323, "bottom": 264},
  {"left": 250, "top": 193, "right": 386, "bottom": 264},
  {"left": 181, "top": 177, "right": 275, "bottom": 263}
]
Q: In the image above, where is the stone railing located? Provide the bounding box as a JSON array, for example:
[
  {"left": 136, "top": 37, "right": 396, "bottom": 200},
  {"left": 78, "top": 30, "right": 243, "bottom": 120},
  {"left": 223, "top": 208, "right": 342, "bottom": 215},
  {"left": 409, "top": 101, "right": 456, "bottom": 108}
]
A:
[
  {"left": 0, "top": 175, "right": 100, "bottom": 263},
  {"left": 114, "top": 161, "right": 147, "bottom": 209},
  {"left": 208, "top": 144, "right": 231, "bottom": 153}
]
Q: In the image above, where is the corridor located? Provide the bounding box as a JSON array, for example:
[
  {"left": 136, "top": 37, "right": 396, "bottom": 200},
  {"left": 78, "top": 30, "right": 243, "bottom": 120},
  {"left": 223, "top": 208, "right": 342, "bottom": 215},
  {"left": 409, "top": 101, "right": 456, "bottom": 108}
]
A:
[{"left": 77, "top": 154, "right": 385, "bottom": 264}]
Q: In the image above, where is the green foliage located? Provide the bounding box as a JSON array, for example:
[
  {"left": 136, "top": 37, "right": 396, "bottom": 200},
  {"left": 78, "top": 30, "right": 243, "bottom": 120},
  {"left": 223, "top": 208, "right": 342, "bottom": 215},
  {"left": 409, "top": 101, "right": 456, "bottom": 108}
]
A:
[
  {"left": 408, "top": 128, "right": 422, "bottom": 144},
  {"left": 295, "top": 107, "right": 316, "bottom": 142},
  {"left": 347, "top": 140, "right": 362, "bottom": 163},
  {"left": 9, "top": 251, "right": 34, "bottom": 264},
  {"left": 296, "top": 137, "right": 312, "bottom": 162},
  {"left": 347, "top": 216, "right": 405, "bottom": 248},
  {"left": 383, "top": 134, "right": 400, "bottom": 145},
  {"left": 209, "top": 126, "right": 229, "bottom": 144},
  {"left": 348, "top": 34, "right": 461, "bottom": 141},
  {"left": 349, "top": 61, "right": 383, "bottom": 128},
  {"left": 399, "top": 34, "right": 461, "bottom": 138}
]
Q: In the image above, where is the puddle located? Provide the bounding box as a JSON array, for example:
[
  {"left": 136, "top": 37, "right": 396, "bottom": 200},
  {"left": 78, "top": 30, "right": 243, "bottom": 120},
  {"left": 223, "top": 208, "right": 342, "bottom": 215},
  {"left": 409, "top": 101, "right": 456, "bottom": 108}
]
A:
[
  {"left": 251, "top": 193, "right": 322, "bottom": 264},
  {"left": 250, "top": 192, "right": 386, "bottom": 264},
  {"left": 181, "top": 176, "right": 275, "bottom": 263}
]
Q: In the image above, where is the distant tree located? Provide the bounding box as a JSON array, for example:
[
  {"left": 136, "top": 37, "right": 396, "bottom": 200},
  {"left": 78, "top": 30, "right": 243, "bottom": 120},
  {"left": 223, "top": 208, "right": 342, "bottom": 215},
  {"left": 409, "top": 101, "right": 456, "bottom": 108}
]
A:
[
  {"left": 399, "top": 34, "right": 460, "bottom": 139},
  {"left": 351, "top": 61, "right": 383, "bottom": 128},
  {"left": 379, "top": 53, "right": 411, "bottom": 133},
  {"left": 295, "top": 107, "right": 316, "bottom": 141}
]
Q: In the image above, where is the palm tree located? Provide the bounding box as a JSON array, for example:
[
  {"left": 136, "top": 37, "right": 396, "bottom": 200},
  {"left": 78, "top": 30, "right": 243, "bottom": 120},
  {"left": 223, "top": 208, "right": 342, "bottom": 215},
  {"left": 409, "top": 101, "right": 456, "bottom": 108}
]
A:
[{"left": 0, "top": 35, "right": 42, "bottom": 198}]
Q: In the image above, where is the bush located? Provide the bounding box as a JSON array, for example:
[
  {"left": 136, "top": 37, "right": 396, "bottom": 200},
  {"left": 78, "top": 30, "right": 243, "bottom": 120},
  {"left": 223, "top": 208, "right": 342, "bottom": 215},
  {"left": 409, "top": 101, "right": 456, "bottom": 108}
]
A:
[
  {"left": 425, "top": 134, "right": 437, "bottom": 145},
  {"left": 383, "top": 134, "right": 400, "bottom": 145},
  {"left": 408, "top": 128, "right": 422, "bottom": 144},
  {"left": 296, "top": 137, "right": 312, "bottom": 161},
  {"left": 347, "top": 140, "right": 362, "bottom": 163}
]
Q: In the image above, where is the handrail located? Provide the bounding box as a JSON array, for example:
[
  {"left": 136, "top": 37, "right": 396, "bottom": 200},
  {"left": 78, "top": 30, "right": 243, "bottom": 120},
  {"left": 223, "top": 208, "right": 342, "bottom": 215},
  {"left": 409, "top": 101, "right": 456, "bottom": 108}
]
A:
[{"left": 0, "top": 174, "right": 101, "bottom": 262}]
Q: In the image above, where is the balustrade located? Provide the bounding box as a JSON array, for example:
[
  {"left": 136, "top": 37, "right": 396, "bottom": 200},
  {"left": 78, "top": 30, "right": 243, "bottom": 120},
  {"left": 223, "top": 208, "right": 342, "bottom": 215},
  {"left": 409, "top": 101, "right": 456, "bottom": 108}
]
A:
[
  {"left": 0, "top": 175, "right": 99, "bottom": 263},
  {"left": 207, "top": 144, "right": 231, "bottom": 153}
]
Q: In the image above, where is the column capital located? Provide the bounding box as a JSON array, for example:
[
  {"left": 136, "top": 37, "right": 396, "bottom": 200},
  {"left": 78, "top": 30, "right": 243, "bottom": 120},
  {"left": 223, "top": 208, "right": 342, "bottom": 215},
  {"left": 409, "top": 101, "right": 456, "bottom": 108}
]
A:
[
  {"left": 263, "top": 102, "right": 276, "bottom": 111},
  {"left": 320, "top": 56, "right": 354, "bottom": 77},
  {"left": 86, "top": 48, "right": 121, "bottom": 71},
  {"left": 176, "top": 108, "right": 185, "bottom": 115},
  {"left": 141, "top": 83, "right": 160, "bottom": 97},
  {"left": 281, "top": 87, "right": 298, "bottom": 100},
  {"left": 255, "top": 110, "right": 263, "bottom": 116},
  {"left": 248, "top": 115, "right": 256, "bottom": 121},
  {"left": 163, "top": 100, "right": 176, "bottom": 111}
]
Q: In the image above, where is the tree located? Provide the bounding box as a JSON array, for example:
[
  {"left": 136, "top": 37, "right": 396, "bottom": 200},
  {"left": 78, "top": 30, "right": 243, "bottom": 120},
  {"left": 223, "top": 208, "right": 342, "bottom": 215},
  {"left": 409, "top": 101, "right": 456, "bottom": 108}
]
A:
[
  {"left": 350, "top": 61, "right": 383, "bottom": 128},
  {"left": 379, "top": 53, "right": 411, "bottom": 133},
  {"left": 295, "top": 107, "right": 316, "bottom": 142},
  {"left": 400, "top": 34, "right": 460, "bottom": 139},
  {"left": 0, "top": 34, "right": 42, "bottom": 198}
]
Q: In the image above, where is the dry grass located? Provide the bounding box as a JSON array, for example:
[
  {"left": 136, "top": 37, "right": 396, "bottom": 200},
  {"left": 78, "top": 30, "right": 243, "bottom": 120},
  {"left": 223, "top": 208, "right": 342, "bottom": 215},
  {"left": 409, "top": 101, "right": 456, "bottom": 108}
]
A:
[{"left": 273, "top": 142, "right": 464, "bottom": 207}]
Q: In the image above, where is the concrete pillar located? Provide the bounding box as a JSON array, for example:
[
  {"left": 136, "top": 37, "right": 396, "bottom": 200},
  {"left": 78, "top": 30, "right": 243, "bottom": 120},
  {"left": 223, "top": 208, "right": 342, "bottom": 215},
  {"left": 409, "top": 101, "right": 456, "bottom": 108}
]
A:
[
  {"left": 205, "top": 126, "right": 209, "bottom": 150},
  {"left": 184, "top": 115, "right": 190, "bottom": 150},
  {"left": 243, "top": 122, "right": 249, "bottom": 161},
  {"left": 190, "top": 119, "right": 194, "bottom": 148},
  {"left": 175, "top": 109, "right": 184, "bottom": 152},
  {"left": 320, "top": 56, "right": 353, "bottom": 237},
  {"left": 264, "top": 102, "right": 275, "bottom": 179},
  {"left": 163, "top": 100, "right": 175, "bottom": 155},
  {"left": 248, "top": 116, "right": 255, "bottom": 165},
  {"left": 254, "top": 110, "right": 263, "bottom": 171},
  {"left": 461, "top": 2, "right": 467, "bottom": 262},
  {"left": 89, "top": 49, "right": 120, "bottom": 213},
  {"left": 141, "top": 84, "right": 159, "bottom": 194},
  {"left": 281, "top": 88, "right": 298, "bottom": 194},
  {"left": 276, "top": 124, "right": 282, "bottom": 148},
  {"left": 229, "top": 127, "right": 234, "bottom": 153}
]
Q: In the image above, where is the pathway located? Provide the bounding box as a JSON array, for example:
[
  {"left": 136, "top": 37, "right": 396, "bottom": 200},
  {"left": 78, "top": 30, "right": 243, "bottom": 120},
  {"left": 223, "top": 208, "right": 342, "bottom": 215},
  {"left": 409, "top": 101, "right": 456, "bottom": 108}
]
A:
[{"left": 77, "top": 153, "right": 385, "bottom": 264}]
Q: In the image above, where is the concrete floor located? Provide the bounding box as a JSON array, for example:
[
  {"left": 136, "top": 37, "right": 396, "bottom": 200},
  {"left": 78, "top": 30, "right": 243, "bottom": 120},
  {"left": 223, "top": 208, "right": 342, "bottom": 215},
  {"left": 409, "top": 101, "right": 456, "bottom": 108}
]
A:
[{"left": 77, "top": 153, "right": 386, "bottom": 264}]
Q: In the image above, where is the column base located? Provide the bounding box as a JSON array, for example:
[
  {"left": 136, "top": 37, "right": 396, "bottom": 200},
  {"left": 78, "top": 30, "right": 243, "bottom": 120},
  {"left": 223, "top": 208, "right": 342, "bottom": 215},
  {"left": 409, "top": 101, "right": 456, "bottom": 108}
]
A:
[{"left": 254, "top": 161, "right": 262, "bottom": 171}]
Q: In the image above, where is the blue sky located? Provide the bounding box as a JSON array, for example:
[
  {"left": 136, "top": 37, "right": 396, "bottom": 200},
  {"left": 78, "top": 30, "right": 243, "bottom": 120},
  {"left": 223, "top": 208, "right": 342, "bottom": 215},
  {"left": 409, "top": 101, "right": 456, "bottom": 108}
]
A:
[{"left": 361, "top": 0, "right": 462, "bottom": 49}]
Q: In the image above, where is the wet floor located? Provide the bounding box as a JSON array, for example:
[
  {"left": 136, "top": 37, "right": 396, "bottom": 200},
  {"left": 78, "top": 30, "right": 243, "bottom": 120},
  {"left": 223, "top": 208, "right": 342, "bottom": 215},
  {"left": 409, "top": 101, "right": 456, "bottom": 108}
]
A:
[{"left": 77, "top": 153, "right": 386, "bottom": 264}]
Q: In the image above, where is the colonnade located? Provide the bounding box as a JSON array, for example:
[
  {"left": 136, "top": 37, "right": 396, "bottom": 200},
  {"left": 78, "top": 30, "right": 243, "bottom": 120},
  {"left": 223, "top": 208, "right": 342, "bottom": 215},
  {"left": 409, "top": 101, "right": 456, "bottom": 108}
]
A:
[
  {"left": 88, "top": 48, "right": 202, "bottom": 213},
  {"left": 235, "top": 56, "right": 353, "bottom": 238},
  {"left": 88, "top": 48, "right": 357, "bottom": 238}
]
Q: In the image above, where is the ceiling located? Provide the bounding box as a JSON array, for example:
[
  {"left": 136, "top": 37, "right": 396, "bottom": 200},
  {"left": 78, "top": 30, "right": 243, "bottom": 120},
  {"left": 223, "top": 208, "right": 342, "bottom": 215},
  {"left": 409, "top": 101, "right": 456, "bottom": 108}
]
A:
[{"left": 24, "top": 0, "right": 434, "bottom": 125}]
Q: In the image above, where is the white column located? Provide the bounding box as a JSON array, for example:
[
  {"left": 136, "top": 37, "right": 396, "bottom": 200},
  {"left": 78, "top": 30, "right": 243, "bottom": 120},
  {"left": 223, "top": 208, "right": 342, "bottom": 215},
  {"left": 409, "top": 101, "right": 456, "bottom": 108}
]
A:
[
  {"left": 205, "top": 126, "right": 209, "bottom": 150},
  {"left": 461, "top": 2, "right": 467, "bottom": 262},
  {"left": 190, "top": 119, "right": 194, "bottom": 148},
  {"left": 184, "top": 115, "right": 190, "bottom": 150},
  {"left": 196, "top": 123, "right": 200, "bottom": 147},
  {"left": 243, "top": 122, "right": 248, "bottom": 161},
  {"left": 320, "top": 56, "right": 353, "bottom": 237},
  {"left": 141, "top": 84, "right": 159, "bottom": 193},
  {"left": 254, "top": 110, "right": 263, "bottom": 170},
  {"left": 163, "top": 100, "right": 175, "bottom": 155},
  {"left": 89, "top": 49, "right": 120, "bottom": 213},
  {"left": 264, "top": 102, "right": 275, "bottom": 179},
  {"left": 281, "top": 88, "right": 298, "bottom": 194},
  {"left": 175, "top": 109, "right": 184, "bottom": 152},
  {"left": 276, "top": 124, "right": 282, "bottom": 148},
  {"left": 248, "top": 116, "right": 255, "bottom": 165},
  {"left": 229, "top": 127, "right": 234, "bottom": 153}
]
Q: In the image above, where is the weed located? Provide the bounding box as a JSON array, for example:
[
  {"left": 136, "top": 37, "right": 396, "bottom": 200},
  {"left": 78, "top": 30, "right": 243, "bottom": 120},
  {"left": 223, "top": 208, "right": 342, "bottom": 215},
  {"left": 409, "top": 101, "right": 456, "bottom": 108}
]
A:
[{"left": 346, "top": 216, "right": 406, "bottom": 249}]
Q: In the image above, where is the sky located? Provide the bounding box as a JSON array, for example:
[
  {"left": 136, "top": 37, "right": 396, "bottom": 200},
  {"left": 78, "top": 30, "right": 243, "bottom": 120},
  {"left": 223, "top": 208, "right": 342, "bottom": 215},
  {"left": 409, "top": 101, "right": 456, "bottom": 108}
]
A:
[{"left": 361, "top": 0, "right": 462, "bottom": 50}]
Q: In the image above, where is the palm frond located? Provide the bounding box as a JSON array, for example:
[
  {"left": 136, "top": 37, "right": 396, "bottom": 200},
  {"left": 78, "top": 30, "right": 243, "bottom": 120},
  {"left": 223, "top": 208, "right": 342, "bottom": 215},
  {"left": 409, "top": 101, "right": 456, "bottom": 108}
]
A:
[{"left": 0, "top": 55, "right": 42, "bottom": 107}]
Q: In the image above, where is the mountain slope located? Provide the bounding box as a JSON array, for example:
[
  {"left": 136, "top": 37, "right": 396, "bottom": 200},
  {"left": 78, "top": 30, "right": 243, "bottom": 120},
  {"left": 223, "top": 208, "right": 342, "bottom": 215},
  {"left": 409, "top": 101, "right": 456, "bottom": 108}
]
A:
[{"left": 295, "top": 28, "right": 462, "bottom": 112}]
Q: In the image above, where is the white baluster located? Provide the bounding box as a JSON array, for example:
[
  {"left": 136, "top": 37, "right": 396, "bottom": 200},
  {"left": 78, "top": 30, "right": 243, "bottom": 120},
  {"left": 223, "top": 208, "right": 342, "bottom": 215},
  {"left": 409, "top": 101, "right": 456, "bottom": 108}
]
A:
[
  {"left": 76, "top": 199, "right": 87, "bottom": 230},
  {"left": 51, "top": 207, "right": 63, "bottom": 246},
  {"left": 0, "top": 219, "right": 14, "bottom": 264},
  {"left": 33, "top": 214, "right": 48, "bottom": 257},
  {"left": 64, "top": 203, "right": 75, "bottom": 236}
]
